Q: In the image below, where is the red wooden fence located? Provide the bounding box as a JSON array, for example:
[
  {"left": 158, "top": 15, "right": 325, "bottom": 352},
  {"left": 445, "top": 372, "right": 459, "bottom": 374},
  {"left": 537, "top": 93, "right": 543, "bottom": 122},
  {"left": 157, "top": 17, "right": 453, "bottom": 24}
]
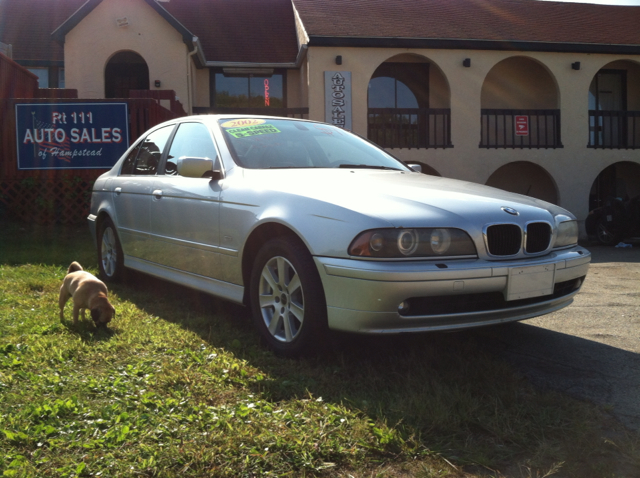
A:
[
  {"left": 1, "top": 55, "right": 184, "bottom": 224},
  {"left": 129, "top": 89, "right": 187, "bottom": 117},
  {"left": 36, "top": 88, "right": 79, "bottom": 99},
  {"left": 0, "top": 53, "right": 38, "bottom": 99},
  {"left": 0, "top": 98, "right": 182, "bottom": 224}
]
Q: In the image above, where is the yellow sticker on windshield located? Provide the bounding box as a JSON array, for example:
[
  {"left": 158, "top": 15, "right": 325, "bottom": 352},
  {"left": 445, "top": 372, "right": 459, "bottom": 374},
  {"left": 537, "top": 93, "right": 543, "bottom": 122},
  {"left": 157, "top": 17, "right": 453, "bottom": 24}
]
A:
[
  {"left": 221, "top": 119, "right": 266, "bottom": 128},
  {"left": 227, "top": 124, "right": 281, "bottom": 139}
]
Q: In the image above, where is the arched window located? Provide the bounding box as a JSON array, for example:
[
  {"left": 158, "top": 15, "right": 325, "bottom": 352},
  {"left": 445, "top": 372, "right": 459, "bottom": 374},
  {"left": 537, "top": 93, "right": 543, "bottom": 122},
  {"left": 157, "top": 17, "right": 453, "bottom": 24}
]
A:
[
  {"left": 368, "top": 63, "right": 427, "bottom": 109},
  {"left": 368, "top": 77, "right": 418, "bottom": 109},
  {"left": 367, "top": 61, "right": 451, "bottom": 149}
]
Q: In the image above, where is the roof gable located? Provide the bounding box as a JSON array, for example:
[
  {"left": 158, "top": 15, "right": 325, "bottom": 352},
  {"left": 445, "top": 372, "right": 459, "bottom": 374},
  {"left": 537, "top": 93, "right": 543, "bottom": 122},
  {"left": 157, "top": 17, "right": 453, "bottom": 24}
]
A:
[{"left": 51, "top": 0, "right": 196, "bottom": 46}]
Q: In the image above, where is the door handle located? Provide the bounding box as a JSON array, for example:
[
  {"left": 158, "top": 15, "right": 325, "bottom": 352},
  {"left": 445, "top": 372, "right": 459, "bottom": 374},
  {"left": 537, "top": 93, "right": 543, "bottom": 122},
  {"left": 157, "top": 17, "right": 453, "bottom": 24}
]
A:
[
  {"left": 114, "top": 187, "right": 122, "bottom": 195},
  {"left": 153, "top": 190, "right": 163, "bottom": 198}
]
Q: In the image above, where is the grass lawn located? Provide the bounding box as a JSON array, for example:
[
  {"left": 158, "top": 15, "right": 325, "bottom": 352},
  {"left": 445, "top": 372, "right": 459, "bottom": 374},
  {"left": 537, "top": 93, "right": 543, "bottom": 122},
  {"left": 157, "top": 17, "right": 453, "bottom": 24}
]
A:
[{"left": 0, "top": 220, "right": 638, "bottom": 477}]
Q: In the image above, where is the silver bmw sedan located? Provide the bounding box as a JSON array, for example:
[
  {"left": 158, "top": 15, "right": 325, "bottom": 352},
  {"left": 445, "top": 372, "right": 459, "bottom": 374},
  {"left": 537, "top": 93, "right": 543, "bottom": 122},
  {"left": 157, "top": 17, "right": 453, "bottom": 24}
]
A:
[{"left": 88, "top": 115, "right": 590, "bottom": 356}]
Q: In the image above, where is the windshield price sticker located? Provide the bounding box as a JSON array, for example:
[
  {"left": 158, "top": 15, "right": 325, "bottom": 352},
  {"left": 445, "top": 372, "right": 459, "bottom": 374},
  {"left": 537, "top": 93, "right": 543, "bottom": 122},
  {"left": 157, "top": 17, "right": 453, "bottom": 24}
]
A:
[
  {"left": 221, "top": 119, "right": 266, "bottom": 129},
  {"left": 227, "top": 124, "right": 281, "bottom": 138}
]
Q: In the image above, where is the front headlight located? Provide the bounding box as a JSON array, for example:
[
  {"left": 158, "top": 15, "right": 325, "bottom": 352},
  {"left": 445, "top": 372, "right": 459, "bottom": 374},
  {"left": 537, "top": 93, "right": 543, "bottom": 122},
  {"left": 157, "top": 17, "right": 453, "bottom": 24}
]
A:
[
  {"left": 349, "top": 228, "right": 477, "bottom": 258},
  {"left": 554, "top": 218, "right": 578, "bottom": 248}
]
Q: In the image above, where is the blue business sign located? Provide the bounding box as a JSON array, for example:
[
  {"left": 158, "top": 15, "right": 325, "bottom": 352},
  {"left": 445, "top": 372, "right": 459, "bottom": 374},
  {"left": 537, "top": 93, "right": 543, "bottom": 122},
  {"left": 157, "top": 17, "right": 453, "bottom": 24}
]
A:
[{"left": 15, "top": 103, "right": 129, "bottom": 170}]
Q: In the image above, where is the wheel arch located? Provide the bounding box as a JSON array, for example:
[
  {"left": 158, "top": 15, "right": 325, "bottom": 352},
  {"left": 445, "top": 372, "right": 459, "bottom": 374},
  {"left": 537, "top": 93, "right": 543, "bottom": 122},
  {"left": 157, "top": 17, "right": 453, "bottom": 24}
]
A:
[{"left": 241, "top": 222, "right": 309, "bottom": 305}]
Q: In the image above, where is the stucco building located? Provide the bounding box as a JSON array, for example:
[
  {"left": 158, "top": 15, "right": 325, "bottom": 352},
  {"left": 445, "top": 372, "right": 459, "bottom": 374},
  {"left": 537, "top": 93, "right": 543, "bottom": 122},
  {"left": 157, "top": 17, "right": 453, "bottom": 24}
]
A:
[{"left": 1, "top": 0, "right": 639, "bottom": 234}]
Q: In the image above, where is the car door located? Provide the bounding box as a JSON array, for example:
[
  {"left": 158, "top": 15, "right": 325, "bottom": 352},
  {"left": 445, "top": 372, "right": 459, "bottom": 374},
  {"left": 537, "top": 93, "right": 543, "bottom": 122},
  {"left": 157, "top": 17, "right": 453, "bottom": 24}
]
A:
[
  {"left": 149, "top": 121, "right": 223, "bottom": 278},
  {"left": 111, "top": 124, "right": 174, "bottom": 260}
]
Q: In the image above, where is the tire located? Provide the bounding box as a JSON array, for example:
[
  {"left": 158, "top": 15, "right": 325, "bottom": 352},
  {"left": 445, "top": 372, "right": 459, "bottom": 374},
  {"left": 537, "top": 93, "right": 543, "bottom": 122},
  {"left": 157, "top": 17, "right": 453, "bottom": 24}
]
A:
[
  {"left": 98, "top": 217, "right": 125, "bottom": 282},
  {"left": 250, "top": 236, "right": 328, "bottom": 357},
  {"left": 596, "top": 218, "right": 622, "bottom": 246}
]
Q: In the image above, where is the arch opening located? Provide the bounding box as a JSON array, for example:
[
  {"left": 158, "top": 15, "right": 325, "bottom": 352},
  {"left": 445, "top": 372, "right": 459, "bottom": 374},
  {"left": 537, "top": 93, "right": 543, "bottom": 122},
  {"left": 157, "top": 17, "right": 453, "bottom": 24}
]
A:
[
  {"left": 588, "top": 161, "right": 640, "bottom": 211},
  {"left": 586, "top": 161, "right": 640, "bottom": 244},
  {"left": 367, "top": 54, "right": 451, "bottom": 150},
  {"left": 480, "top": 57, "right": 560, "bottom": 149},
  {"left": 588, "top": 60, "right": 640, "bottom": 149},
  {"left": 486, "top": 161, "right": 559, "bottom": 205},
  {"left": 105, "top": 51, "right": 149, "bottom": 99}
]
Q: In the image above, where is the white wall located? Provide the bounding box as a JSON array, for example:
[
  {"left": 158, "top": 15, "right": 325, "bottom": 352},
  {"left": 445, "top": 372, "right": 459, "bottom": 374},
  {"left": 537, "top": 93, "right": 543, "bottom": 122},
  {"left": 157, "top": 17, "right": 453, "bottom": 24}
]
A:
[{"left": 306, "top": 46, "right": 640, "bottom": 232}]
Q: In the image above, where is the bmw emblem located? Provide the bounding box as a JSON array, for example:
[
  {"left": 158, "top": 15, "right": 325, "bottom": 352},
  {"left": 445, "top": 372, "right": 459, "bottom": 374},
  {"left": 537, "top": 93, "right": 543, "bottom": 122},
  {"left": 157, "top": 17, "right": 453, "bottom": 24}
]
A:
[{"left": 502, "top": 207, "right": 519, "bottom": 216}]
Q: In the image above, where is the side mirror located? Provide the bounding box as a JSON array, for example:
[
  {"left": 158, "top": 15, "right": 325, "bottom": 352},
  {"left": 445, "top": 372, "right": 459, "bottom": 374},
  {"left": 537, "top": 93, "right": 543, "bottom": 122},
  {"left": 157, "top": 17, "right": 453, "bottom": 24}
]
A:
[
  {"left": 407, "top": 163, "right": 422, "bottom": 173},
  {"left": 177, "top": 157, "right": 215, "bottom": 178}
]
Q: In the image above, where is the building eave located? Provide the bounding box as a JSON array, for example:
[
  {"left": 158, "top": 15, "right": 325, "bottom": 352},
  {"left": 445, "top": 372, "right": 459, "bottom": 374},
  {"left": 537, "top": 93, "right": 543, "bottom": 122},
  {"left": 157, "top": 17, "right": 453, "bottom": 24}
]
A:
[
  {"left": 307, "top": 36, "right": 640, "bottom": 55},
  {"left": 51, "top": 0, "right": 102, "bottom": 44},
  {"left": 205, "top": 44, "right": 308, "bottom": 69}
]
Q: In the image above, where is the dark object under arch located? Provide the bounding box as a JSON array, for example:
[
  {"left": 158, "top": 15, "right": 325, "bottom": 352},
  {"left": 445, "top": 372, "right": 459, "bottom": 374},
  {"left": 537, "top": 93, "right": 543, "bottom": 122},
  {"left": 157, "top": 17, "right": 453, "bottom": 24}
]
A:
[{"left": 105, "top": 51, "right": 149, "bottom": 99}]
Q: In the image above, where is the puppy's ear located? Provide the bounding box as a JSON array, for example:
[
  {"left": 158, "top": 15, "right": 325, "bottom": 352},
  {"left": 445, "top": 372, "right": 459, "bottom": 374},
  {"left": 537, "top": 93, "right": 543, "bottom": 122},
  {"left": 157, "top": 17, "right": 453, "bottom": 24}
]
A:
[{"left": 91, "top": 308, "right": 101, "bottom": 324}]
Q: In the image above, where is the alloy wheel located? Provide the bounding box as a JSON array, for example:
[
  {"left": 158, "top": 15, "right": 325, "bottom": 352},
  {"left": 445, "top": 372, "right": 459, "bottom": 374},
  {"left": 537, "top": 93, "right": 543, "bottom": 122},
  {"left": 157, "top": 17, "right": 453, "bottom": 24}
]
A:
[
  {"left": 258, "top": 256, "right": 304, "bottom": 343},
  {"left": 101, "top": 226, "right": 118, "bottom": 278}
]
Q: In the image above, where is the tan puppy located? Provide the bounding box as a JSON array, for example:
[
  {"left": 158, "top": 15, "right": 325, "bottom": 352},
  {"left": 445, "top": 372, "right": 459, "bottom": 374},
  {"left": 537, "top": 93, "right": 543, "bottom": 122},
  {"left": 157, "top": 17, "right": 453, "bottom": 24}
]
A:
[{"left": 59, "top": 262, "right": 115, "bottom": 327}]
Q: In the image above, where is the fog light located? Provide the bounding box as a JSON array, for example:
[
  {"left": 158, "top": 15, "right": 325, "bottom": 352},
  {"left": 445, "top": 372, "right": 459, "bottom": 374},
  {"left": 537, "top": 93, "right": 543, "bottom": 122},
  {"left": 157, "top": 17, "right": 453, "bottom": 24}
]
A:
[{"left": 398, "top": 301, "right": 411, "bottom": 313}]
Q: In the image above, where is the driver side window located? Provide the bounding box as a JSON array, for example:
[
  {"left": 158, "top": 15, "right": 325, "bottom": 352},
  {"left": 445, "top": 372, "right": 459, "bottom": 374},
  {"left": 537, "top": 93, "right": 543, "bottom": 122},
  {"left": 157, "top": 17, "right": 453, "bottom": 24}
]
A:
[{"left": 165, "top": 122, "right": 219, "bottom": 176}]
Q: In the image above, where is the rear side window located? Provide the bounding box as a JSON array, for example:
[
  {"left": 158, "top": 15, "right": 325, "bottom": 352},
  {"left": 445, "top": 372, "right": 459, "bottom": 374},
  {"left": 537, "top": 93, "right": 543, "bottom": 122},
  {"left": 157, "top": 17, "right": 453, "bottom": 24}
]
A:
[
  {"left": 164, "top": 122, "right": 219, "bottom": 175},
  {"left": 120, "top": 125, "right": 174, "bottom": 175},
  {"left": 119, "top": 144, "right": 141, "bottom": 175}
]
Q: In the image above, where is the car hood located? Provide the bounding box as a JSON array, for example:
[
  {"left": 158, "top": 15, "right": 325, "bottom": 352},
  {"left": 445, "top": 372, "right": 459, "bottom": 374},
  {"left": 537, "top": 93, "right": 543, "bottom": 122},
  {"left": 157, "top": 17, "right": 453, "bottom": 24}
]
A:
[{"left": 241, "top": 168, "right": 571, "bottom": 229}]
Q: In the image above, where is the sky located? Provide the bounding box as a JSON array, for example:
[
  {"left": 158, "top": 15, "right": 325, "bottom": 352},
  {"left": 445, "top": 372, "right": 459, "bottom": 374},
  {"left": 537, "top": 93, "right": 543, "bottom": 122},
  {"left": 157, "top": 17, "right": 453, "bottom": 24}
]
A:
[{"left": 540, "top": 0, "right": 640, "bottom": 4}]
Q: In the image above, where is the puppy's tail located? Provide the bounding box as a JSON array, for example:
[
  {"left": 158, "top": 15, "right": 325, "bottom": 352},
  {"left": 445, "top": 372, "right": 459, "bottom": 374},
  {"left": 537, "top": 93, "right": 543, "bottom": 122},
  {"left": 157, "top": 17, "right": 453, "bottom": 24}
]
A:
[{"left": 68, "top": 261, "right": 83, "bottom": 273}]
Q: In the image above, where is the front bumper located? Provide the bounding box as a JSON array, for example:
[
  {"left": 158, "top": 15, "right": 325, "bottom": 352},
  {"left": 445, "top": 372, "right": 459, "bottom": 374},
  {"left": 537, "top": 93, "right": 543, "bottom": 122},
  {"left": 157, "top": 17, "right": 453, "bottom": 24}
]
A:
[{"left": 315, "top": 246, "right": 590, "bottom": 333}]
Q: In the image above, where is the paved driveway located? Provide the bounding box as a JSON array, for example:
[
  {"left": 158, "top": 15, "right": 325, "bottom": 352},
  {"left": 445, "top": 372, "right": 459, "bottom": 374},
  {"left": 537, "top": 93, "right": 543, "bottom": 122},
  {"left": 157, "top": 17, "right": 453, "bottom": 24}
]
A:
[{"left": 476, "top": 241, "right": 640, "bottom": 431}]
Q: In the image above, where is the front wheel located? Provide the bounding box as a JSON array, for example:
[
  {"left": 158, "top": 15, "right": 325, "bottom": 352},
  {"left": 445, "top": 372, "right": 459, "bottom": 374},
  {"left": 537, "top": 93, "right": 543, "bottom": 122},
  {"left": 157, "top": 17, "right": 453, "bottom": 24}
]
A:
[
  {"left": 98, "top": 217, "right": 125, "bottom": 281},
  {"left": 250, "top": 237, "right": 327, "bottom": 357}
]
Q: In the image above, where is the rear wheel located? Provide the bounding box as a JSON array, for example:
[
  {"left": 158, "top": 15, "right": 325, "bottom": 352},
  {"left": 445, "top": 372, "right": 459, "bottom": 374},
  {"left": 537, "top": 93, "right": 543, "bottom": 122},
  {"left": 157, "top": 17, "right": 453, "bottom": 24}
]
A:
[
  {"left": 250, "top": 237, "right": 327, "bottom": 357},
  {"left": 98, "top": 218, "right": 124, "bottom": 281}
]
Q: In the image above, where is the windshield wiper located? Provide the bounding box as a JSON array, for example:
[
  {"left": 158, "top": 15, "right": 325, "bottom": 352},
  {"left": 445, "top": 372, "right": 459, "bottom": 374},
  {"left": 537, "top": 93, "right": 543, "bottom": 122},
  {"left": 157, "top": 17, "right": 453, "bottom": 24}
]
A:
[{"left": 338, "top": 164, "right": 402, "bottom": 171}]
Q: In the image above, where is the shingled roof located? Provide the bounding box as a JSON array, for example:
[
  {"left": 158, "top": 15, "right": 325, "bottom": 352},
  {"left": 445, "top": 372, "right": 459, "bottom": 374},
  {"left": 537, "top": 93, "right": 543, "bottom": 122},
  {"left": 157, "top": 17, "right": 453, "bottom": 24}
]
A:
[
  {"left": 161, "top": 0, "right": 299, "bottom": 64},
  {"left": 292, "top": 0, "right": 640, "bottom": 53},
  {"left": 2, "top": 0, "right": 639, "bottom": 66},
  {"left": 0, "top": 0, "right": 86, "bottom": 64},
  {"left": 1, "top": 0, "right": 299, "bottom": 65}
]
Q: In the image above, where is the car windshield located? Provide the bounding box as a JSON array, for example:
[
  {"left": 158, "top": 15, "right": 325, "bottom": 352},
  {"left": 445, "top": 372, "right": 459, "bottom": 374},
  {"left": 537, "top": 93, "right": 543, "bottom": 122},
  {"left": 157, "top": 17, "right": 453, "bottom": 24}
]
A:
[{"left": 218, "top": 118, "right": 409, "bottom": 171}]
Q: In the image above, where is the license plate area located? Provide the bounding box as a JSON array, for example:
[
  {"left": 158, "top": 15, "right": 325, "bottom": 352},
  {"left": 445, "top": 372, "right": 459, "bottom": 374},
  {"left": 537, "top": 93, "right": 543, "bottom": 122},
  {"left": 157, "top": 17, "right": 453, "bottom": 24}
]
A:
[{"left": 506, "top": 263, "right": 555, "bottom": 301}]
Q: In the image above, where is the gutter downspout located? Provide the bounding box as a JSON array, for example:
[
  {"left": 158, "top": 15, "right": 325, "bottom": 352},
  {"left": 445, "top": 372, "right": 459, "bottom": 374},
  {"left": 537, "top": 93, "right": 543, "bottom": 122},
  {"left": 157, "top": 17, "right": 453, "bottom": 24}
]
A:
[{"left": 186, "top": 36, "right": 199, "bottom": 115}]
